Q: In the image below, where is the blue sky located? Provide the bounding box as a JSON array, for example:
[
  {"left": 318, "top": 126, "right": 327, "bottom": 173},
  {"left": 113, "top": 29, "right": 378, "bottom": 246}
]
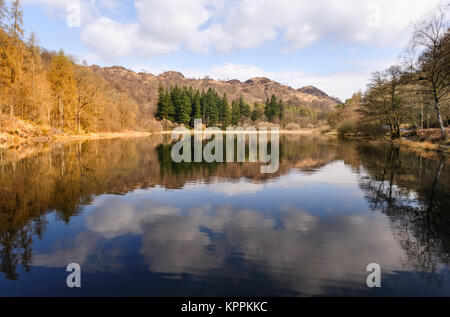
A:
[{"left": 20, "top": 0, "right": 444, "bottom": 100}]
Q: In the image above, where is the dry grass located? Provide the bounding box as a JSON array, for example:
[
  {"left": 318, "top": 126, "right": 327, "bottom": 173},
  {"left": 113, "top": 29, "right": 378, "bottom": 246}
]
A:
[
  {"left": 405, "top": 128, "right": 450, "bottom": 143},
  {"left": 0, "top": 115, "right": 154, "bottom": 146},
  {"left": 1, "top": 115, "right": 325, "bottom": 148}
]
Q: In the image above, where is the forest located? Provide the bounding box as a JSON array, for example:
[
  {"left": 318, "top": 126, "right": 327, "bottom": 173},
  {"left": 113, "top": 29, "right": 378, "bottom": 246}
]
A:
[
  {"left": 156, "top": 85, "right": 284, "bottom": 128},
  {"left": 328, "top": 8, "right": 449, "bottom": 143},
  {"left": 0, "top": 0, "right": 159, "bottom": 133}
]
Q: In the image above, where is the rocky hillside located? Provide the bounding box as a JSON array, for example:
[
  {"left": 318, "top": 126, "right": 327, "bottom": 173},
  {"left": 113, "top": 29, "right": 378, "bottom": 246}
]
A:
[{"left": 90, "top": 66, "right": 340, "bottom": 117}]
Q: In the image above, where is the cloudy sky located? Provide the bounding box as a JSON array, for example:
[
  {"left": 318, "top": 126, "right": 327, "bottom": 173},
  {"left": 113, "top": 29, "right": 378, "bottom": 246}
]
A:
[{"left": 21, "top": 0, "right": 444, "bottom": 100}]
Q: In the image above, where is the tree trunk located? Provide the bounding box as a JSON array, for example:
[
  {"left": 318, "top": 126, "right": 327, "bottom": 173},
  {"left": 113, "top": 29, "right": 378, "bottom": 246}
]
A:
[
  {"left": 77, "top": 108, "right": 80, "bottom": 133},
  {"left": 420, "top": 105, "right": 423, "bottom": 130},
  {"left": 391, "top": 123, "right": 400, "bottom": 139},
  {"left": 434, "top": 101, "right": 447, "bottom": 140},
  {"left": 59, "top": 94, "right": 64, "bottom": 129}
]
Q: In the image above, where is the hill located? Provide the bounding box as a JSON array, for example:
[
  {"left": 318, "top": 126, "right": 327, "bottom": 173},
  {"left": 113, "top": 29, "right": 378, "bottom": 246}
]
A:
[{"left": 90, "top": 66, "right": 341, "bottom": 118}]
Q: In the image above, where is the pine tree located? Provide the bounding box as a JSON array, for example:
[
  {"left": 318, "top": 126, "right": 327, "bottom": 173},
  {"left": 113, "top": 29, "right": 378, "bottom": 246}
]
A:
[
  {"left": 200, "top": 89, "right": 207, "bottom": 122},
  {"left": 170, "top": 85, "right": 182, "bottom": 123},
  {"left": 190, "top": 90, "right": 201, "bottom": 125},
  {"left": 251, "top": 103, "right": 263, "bottom": 121},
  {"left": 231, "top": 99, "right": 240, "bottom": 125},
  {"left": 205, "top": 88, "right": 219, "bottom": 125},
  {"left": 265, "top": 95, "right": 280, "bottom": 122},
  {"left": 164, "top": 89, "right": 175, "bottom": 121},
  {"left": 156, "top": 85, "right": 166, "bottom": 120},
  {"left": 178, "top": 91, "right": 191, "bottom": 126},
  {"left": 239, "top": 96, "right": 251, "bottom": 118},
  {"left": 221, "top": 93, "right": 231, "bottom": 127}
]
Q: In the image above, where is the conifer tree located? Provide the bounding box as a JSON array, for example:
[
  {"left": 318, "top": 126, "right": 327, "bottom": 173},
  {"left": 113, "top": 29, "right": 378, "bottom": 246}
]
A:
[
  {"left": 265, "top": 94, "right": 280, "bottom": 122},
  {"left": 170, "top": 85, "right": 182, "bottom": 123},
  {"left": 231, "top": 99, "right": 240, "bottom": 125},
  {"left": 156, "top": 85, "right": 166, "bottom": 120},
  {"left": 221, "top": 93, "right": 231, "bottom": 127},
  {"left": 178, "top": 91, "right": 192, "bottom": 126},
  {"left": 239, "top": 96, "right": 251, "bottom": 118},
  {"left": 164, "top": 89, "right": 175, "bottom": 121},
  {"left": 205, "top": 88, "right": 219, "bottom": 125},
  {"left": 190, "top": 90, "right": 201, "bottom": 125},
  {"left": 251, "top": 103, "right": 263, "bottom": 121}
]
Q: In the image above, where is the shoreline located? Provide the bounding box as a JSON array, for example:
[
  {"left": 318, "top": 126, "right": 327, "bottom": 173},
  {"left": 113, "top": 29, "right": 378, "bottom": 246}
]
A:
[
  {"left": 347, "top": 136, "right": 450, "bottom": 155},
  {"left": 0, "top": 128, "right": 324, "bottom": 148}
]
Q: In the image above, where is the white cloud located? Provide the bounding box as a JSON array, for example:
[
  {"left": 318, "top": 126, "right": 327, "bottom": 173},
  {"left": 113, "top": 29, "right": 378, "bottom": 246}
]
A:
[
  {"left": 80, "top": 17, "right": 178, "bottom": 61},
  {"left": 28, "top": 0, "right": 443, "bottom": 59},
  {"left": 26, "top": 0, "right": 443, "bottom": 99},
  {"left": 165, "top": 60, "right": 394, "bottom": 100}
]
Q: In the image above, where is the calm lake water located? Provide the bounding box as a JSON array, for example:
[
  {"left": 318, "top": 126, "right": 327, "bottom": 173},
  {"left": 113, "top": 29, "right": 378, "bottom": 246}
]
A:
[{"left": 0, "top": 135, "right": 449, "bottom": 296}]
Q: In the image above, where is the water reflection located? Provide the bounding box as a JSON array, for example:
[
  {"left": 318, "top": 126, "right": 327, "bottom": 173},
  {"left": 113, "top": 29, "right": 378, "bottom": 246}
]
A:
[{"left": 0, "top": 135, "right": 449, "bottom": 296}]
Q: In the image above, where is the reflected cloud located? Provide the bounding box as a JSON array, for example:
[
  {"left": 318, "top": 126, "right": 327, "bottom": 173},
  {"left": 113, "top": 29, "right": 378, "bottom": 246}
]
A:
[
  {"left": 32, "top": 231, "right": 124, "bottom": 273},
  {"left": 208, "top": 181, "right": 265, "bottom": 196},
  {"left": 33, "top": 195, "right": 408, "bottom": 295},
  {"left": 86, "top": 197, "right": 180, "bottom": 239}
]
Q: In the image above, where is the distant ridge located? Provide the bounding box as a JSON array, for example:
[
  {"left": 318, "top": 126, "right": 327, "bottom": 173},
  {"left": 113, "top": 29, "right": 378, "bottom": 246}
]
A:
[{"left": 91, "top": 65, "right": 341, "bottom": 116}]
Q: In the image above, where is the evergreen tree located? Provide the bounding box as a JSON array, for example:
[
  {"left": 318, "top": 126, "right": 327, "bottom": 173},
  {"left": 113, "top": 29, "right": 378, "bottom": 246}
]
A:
[
  {"left": 200, "top": 89, "right": 207, "bottom": 122},
  {"left": 251, "top": 103, "right": 263, "bottom": 121},
  {"left": 156, "top": 85, "right": 175, "bottom": 121},
  {"left": 190, "top": 90, "right": 201, "bottom": 125},
  {"left": 265, "top": 95, "right": 280, "bottom": 122},
  {"left": 231, "top": 99, "right": 240, "bottom": 125},
  {"left": 178, "top": 91, "right": 191, "bottom": 126},
  {"left": 170, "top": 85, "right": 182, "bottom": 123},
  {"left": 239, "top": 96, "right": 251, "bottom": 118},
  {"left": 156, "top": 85, "right": 166, "bottom": 120},
  {"left": 221, "top": 93, "right": 231, "bottom": 127},
  {"left": 164, "top": 89, "right": 175, "bottom": 121},
  {"left": 205, "top": 88, "right": 219, "bottom": 125}
]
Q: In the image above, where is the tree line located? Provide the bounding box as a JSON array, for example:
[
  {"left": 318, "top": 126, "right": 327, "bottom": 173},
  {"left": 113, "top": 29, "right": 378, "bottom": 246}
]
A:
[
  {"left": 0, "top": 0, "right": 158, "bottom": 132},
  {"left": 156, "top": 85, "right": 285, "bottom": 128},
  {"left": 329, "top": 8, "right": 449, "bottom": 141}
]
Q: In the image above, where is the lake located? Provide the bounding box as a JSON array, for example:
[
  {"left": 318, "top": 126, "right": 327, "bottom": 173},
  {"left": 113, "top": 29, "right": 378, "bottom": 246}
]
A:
[{"left": 0, "top": 134, "right": 449, "bottom": 296}]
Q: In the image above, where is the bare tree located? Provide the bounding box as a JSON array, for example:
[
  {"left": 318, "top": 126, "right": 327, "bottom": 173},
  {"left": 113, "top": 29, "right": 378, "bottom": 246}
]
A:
[
  {"left": 360, "top": 66, "right": 408, "bottom": 139},
  {"left": 410, "top": 7, "right": 450, "bottom": 140}
]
